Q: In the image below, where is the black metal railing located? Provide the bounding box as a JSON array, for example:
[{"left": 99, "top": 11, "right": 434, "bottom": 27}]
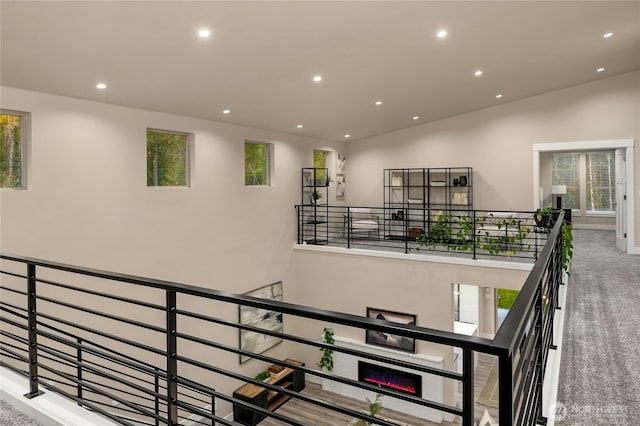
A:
[
  {"left": 0, "top": 212, "right": 563, "bottom": 425},
  {"left": 296, "top": 205, "right": 548, "bottom": 262}
]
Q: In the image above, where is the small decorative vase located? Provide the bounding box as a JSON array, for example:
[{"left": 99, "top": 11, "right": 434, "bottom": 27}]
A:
[
  {"left": 459, "top": 176, "right": 468, "bottom": 187},
  {"left": 453, "top": 178, "right": 459, "bottom": 186}
]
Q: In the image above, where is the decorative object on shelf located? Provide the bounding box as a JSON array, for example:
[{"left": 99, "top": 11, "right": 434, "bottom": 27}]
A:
[
  {"left": 317, "top": 327, "right": 334, "bottom": 371},
  {"left": 453, "top": 178, "right": 459, "bottom": 186},
  {"left": 430, "top": 180, "right": 446, "bottom": 186},
  {"left": 396, "top": 210, "right": 404, "bottom": 220},
  {"left": 365, "top": 308, "right": 416, "bottom": 353},
  {"left": 310, "top": 189, "right": 323, "bottom": 204},
  {"left": 391, "top": 174, "right": 403, "bottom": 186},
  {"left": 459, "top": 175, "right": 468, "bottom": 187},
  {"left": 239, "top": 281, "right": 283, "bottom": 364},
  {"left": 255, "top": 370, "right": 270, "bottom": 382}
]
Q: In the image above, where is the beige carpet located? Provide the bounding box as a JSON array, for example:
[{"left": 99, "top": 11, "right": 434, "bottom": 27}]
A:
[{"left": 476, "top": 361, "right": 499, "bottom": 408}]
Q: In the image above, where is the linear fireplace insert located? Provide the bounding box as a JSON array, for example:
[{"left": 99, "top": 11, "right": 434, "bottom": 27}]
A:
[{"left": 358, "top": 361, "right": 422, "bottom": 398}]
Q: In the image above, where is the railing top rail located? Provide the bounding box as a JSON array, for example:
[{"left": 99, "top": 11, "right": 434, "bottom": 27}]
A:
[
  {"left": 491, "top": 210, "right": 564, "bottom": 355},
  {"left": 0, "top": 253, "right": 496, "bottom": 353}
]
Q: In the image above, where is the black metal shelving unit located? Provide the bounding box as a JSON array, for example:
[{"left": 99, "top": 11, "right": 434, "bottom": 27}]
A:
[
  {"left": 383, "top": 167, "right": 473, "bottom": 240},
  {"left": 300, "top": 168, "right": 329, "bottom": 245}
]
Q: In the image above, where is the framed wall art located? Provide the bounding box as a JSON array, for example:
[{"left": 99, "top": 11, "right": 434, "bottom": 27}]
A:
[
  {"left": 365, "top": 307, "right": 416, "bottom": 353},
  {"left": 239, "top": 281, "right": 283, "bottom": 363}
]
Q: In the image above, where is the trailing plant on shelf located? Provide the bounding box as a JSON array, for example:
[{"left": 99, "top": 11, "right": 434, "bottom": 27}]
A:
[
  {"left": 561, "top": 220, "right": 574, "bottom": 275},
  {"left": 317, "top": 327, "right": 334, "bottom": 371},
  {"left": 415, "top": 214, "right": 452, "bottom": 250}
]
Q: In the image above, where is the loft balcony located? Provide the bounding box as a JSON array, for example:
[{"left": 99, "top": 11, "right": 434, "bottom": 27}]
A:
[
  {"left": 296, "top": 205, "right": 552, "bottom": 264},
  {"left": 0, "top": 213, "right": 567, "bottom": 425}
]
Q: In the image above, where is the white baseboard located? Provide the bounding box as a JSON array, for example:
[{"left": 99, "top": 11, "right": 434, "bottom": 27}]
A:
[
  {"left": 0, "top": 367, "right": 117, "bottom": 426},
  {"left": 571, "top": 223, "right": 616, "bottom": 231},
  {"left": 541, "top": 276, "right": 569, "bottom": 426}
]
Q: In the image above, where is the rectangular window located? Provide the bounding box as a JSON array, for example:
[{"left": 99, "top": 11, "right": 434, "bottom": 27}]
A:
[
  {"left": 585, "top": 152, "right": 615, "bottom": 212},
  {"left": 313, "top": 150, "right": 329, "bottom": 182},
  {"left": 245, "top": 141, "right": 270, "bottom": 186},
  {"left": 552, "top": 153, "right": 580, "bottom": 209},
  {"left": 0, "top": 110, "right": 27, "bottom": 189},
  {"left": 147, "top": 129, "right": 189, "bottom": 187}
]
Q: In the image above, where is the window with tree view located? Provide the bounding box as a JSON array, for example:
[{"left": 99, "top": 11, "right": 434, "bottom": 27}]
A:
[
  {"left": 147, "top": 129, "right": 188, "bottom": 187},
  {"left": 552, "top": 151, "right": 615, "bottom": 214},
  {"left": 245, "top": 142, "right": 270, "bottom": 186},
  {"left": 552, "top": 153, "right": 580, "bottom": 209},
  {"left": 586, "top": 152, "right": 614, "bottom": 212},
  {"left": 1, "top": 111, "right": 25, "bottom": 188}
]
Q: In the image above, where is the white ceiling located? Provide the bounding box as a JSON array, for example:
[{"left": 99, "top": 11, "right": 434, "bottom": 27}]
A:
[{"left": 2, "top": 1, "right": 639, "bottom": 142}]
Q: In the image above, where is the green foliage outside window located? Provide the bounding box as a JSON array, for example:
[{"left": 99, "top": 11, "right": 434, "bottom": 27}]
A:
[
  {"left": 313, "top": 150, "right": 328, "bottom": 182},
  {"left": 0, "top": 113, "right": 23, "bottom": 188},
  {"left": 245, "top": 142, "right": 268, "bottom": 185},
  {"left": 147, "top": 130, "right": 187, "bottom": 186},
  {"left": 496, "top": 289, "right": 520, "bottom": 310}
]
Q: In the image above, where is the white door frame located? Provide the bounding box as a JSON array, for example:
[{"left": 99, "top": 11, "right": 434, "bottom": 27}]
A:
[{"left": 532, "top": 139, "right": 636, "bottom": 254}]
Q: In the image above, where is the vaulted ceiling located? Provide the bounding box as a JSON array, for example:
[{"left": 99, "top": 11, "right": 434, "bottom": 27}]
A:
[{"left": 2, "top": 1, "right": 639, "bottom": 142}]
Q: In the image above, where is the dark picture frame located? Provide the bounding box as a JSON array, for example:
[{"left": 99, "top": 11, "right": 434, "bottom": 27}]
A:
[
  {"left": 239, "top": 281, "right": 283, "bottom": 363},
  {"left": 365, "top": 307, "right": 417, "bottom": 353}
]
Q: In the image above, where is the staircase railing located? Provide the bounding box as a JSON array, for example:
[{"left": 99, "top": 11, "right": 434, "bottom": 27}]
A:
[{"left": 0, "top": 212, "right": 563, "bottom": 425}]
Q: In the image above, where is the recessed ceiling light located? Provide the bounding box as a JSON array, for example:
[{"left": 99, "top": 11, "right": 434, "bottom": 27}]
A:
[
  {"left": 344, "top": 134, "right": 351, "bottom": 138},
  {"left": 603, "top": 32, "right": 613, "bottom": 38},
  {"left": 436, "top": 30, "right": 448, "bottom": 39},
  {"left": 474, "top": 70, "right": 483, "bottom": 77},
  {"left": 222, "top": 109, "right": 231, "bottom": 114},
  {"left": 96, "top": 83, "right": 107, "bottom": 90},
  {"left": 296, "top": 124, "right": 303, "bottom": 129},
  {"left": 312, "top": 75, "right": 322, "bottom": 83},
  {"left": 496, "top": 94, "right": 503, "bottom": 99},
  {"left": 375, "top": 101, "right": 382, "bottom": 106},
  {"left": 597, "top": 67, "right": 605, "bottom": 72},
  {"left": 412, "top": 116, "right": 419, "bottom": 120},
  {"left": 198, "top": 29, "right": 211, "bottom": 38}
]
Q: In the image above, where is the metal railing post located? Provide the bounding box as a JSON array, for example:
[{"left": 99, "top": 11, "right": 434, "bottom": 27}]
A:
[
  {"left": 462, "top": 349, "right": 475, "bottom": 426},
  {"left": 155, "top": 367, "right": 160, "bottom": 426},
  {"left": 473, "top": 210, "right": 477, "bottom": 260},
  {"left": 77, "top": 337, "right": 83, "bottom": 405},
  {"left": 346, "top": 208, "right": 351, "bottom": 249},
  {"left": 24, "top": 263, "right": 43, "bottom": 399},
  {"left": 166, "top": 290, "right": 178, "bottom": 425},
  {"left": 498, "top": 354, "right": 514, "bottom": 425}
]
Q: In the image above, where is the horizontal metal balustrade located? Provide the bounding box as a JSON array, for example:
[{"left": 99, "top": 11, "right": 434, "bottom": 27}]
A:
[
  {"left": 0, "top": 212, "right": 563, "bottom": 425},
  {"left": 296, "top": 206, "right": 548, "bottom": 262}
]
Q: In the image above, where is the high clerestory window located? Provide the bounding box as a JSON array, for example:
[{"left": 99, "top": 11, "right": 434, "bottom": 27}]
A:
[
  {"left": 245, "top": 141, "right": 271, "bottom": 186},
  {"left": 147, "top": 129, "right": 190, "bottom": 187},
  {"left": 552, "top": 151, "right": 615, "bottom": 214},
  {"left": 0, "top": 110, "right": 28, "bottom": 189}
]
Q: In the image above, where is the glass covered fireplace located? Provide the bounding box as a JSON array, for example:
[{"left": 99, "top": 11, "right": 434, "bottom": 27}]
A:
[{"left": 357, "top": 361, "right": 422, "bottom": 398}]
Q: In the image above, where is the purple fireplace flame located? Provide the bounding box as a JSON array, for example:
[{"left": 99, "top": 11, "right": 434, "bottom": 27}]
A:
[{"left": 358, "top": 361, "right": 422, "bottom": 398}]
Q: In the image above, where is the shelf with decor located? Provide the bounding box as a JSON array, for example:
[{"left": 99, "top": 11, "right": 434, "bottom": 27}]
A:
[
  {"left": 300, "top": 168, "right": 329, "bottom": 245},
  {"left": 383, "top": 167, "right": 473, "bottom": 241}
]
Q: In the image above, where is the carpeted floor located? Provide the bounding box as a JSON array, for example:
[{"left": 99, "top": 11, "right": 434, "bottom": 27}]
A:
[
  {"left": 0, "top": 400, "right": 42, "bottom": 426},
  {"left": 556, "top": 229, "right": 640, "bottom": 425}
]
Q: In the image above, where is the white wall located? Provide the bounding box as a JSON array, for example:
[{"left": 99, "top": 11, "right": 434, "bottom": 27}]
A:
[
  {"left": 345, "top": 70, "right": 640, "bottom": 245},
  {"left": 0, "top": 87, "right": 348, "bottom": 289}
]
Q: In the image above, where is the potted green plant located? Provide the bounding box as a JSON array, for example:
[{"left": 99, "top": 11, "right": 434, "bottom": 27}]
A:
[
  {"left": 255, "top": 370, "right": 270, "bottom": 382},
  {"left": 310, "top": 190, "right": 323, "bottom": 204},
  {"left": 317, "top": 327, "right": 334, "bottom": 371},
  {"left": 356, "top": 393, "right": 383, "bottom": 426}
]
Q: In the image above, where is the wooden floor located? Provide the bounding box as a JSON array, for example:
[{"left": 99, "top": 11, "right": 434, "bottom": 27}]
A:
[{"left": 258, "top": 352, "right": 499, "bottom": 426}]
